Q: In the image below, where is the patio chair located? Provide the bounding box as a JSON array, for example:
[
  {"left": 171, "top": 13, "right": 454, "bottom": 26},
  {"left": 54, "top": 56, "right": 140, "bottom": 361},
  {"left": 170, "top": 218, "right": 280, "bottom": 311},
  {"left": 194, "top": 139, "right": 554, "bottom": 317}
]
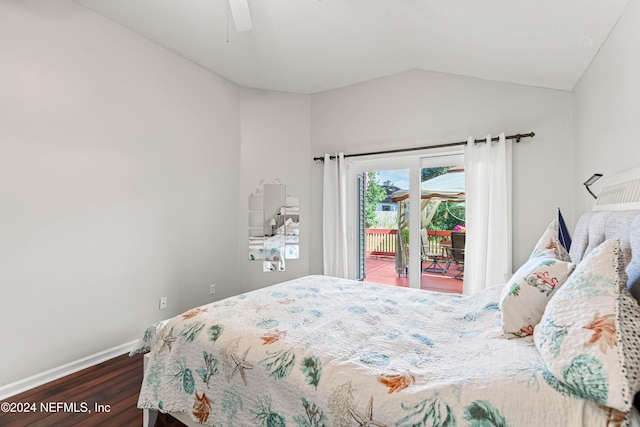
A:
[
  {"left": 420, "top": 229, "right": 448, "bottom": 274},
  {"left": 446, "top": 231, "right": 465, "bottom": 280}
]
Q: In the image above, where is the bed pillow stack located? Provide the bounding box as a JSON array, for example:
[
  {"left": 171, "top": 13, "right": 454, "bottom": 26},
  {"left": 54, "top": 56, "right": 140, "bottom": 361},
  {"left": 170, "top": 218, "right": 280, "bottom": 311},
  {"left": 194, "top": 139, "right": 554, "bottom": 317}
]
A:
[
  {"left": 499, "top": 220, "right": 576, "bottom": 338},
  {"left": 533, "top": 239, "right": 640, "bottom": 414}
]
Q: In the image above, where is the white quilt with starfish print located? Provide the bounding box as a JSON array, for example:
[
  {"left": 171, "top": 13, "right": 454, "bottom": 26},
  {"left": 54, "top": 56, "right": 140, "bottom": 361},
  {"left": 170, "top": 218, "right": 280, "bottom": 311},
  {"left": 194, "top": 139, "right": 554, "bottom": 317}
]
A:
[{"left": 134, "top": 275, "right": 618, "bottom": 427}]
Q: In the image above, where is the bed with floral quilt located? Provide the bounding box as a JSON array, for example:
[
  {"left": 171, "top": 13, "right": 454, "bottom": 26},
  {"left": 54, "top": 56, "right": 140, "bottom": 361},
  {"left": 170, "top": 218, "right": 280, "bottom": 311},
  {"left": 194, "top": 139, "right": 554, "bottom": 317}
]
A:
[{"left": 133, "top": 267, "right": 640, "bottom": 427}]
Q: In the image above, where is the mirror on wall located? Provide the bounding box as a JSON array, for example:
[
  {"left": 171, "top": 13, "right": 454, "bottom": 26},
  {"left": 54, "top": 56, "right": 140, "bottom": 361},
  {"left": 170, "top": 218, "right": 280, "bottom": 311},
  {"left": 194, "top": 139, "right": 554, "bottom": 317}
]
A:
[{"left": 248, "top": 183, "right": 299, "bottom": 272}]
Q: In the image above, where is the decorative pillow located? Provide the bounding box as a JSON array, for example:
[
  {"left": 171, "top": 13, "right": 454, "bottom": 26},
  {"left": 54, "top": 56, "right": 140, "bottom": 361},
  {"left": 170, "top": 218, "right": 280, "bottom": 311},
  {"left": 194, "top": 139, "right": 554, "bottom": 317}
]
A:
[
  {"left": 500, "top": 250, "right": 575, "bottom": 338},
  {"left": 533, "top": 239, "right": 640, "bottom": 413},
  {"left": 531, "top": 219, "right": 571, "bottom": 262}
]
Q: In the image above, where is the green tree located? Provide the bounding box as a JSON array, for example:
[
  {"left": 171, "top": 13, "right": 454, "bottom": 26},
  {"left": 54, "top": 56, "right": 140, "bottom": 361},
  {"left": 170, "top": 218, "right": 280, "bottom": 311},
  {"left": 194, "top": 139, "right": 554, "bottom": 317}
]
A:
[
  {"left": 365, "top": 172, "right": 386, "bottom": 228},
  {"left": 428, "top": 202, "right": 466, "bottom": 231},
  {"left": 421, "top": 166, "right": 449, "bottom": 182}
]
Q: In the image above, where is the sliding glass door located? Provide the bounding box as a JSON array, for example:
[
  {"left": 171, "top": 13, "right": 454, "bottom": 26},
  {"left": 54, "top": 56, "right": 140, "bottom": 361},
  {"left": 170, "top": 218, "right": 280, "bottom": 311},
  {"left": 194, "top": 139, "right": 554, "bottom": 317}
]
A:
[{"left": 348, "top": 150, "right": 464, "bottom": 291}]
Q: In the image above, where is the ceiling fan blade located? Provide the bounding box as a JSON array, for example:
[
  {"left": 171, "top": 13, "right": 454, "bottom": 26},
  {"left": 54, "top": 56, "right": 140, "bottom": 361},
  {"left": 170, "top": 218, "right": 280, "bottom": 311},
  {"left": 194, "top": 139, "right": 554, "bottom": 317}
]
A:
[{"left": 228, "top": 0, "right": 252, "bottom": 32}]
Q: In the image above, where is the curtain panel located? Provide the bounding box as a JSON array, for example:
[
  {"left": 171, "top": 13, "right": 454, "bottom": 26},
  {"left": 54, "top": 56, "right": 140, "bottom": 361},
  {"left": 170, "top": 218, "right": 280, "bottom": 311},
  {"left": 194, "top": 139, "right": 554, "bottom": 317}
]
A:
[
  {"left": 464, "top": 133, "right": 512, "bottom": 294},
  {"left": 322, "top": 153, "right": 349, "bottom": 277}
]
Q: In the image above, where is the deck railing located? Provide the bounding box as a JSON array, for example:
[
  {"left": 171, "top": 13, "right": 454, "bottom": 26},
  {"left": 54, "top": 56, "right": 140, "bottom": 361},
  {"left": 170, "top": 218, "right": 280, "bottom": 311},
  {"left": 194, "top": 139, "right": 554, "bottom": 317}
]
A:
[
  {"left": 366, "top": 229, "right": 398, "bottom": 256},
  {"left": 366, "top": 228, "right": 452, "bottom": 257}
]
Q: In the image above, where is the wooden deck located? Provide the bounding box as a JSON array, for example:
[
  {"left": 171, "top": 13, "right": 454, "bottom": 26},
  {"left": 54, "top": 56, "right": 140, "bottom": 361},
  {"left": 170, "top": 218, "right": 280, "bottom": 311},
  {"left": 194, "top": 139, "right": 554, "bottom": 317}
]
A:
[{"left": 364, "top": 255, "right": 463, "bottom": 294}]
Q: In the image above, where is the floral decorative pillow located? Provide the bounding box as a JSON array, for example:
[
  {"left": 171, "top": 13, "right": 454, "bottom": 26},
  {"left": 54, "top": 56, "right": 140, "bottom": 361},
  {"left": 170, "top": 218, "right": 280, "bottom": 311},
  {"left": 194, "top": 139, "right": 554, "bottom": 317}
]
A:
[
  {"left": 531, "top": 219, "right": 571, "bottom": 262},
  {"left": 533, "top": 239, "right": 640, "bottom": 413},
  {"left": 500, "top": 250, "right": 575, "bottom": 338}
]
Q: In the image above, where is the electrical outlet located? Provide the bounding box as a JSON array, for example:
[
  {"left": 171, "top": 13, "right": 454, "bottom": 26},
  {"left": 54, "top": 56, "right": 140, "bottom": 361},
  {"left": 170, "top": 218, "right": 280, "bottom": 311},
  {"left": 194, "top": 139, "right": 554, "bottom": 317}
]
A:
[
  {"left": 209, "top": 284, "right": 216, "bottom": 295},
  {"left": 159, "top": 297, "right": 167, "bottom": 310}
]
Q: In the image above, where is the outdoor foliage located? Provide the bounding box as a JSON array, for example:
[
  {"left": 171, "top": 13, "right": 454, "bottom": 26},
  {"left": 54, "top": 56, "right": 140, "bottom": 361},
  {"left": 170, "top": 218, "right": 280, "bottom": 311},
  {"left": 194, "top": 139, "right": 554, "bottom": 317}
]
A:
[
  {"left": 428, "top": 202, "right": 466, "bottom": 231},
  {"left": 365, "top": 172, "right": 386, "bottom": 228},
  {"left": 421, "top": 166, "right": 449, "bottom": 182}
]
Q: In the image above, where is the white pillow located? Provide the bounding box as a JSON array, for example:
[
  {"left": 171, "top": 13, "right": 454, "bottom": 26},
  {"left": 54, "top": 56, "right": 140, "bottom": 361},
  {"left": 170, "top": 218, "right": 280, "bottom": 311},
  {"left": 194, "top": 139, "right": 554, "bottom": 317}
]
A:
[
  {"left": 531, "top": 219, "right": 571, "bottom": 262},
  {"left": 534, "top": 239, "right": 640, "bottom": 413},
  {"left": 499, "top": 250, "right": 575, "bottom": 338}
]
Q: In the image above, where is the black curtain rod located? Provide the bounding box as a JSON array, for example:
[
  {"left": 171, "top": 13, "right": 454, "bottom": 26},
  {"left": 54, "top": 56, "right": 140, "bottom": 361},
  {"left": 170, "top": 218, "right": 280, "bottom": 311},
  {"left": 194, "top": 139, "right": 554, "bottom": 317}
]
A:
[{"left": 313, "top": 131, "right": 535, "bottom": 162}]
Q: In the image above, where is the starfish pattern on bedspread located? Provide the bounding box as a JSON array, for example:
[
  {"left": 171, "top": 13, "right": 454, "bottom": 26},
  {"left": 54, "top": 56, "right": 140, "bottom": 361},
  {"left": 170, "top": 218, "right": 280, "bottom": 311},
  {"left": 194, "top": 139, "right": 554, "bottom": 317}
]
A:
[
  {"left": 159, "top": 327, "right": 177, "bottom": 353},
  {"left": 230, "top": 346, "right": 253, "bottom": 385}
]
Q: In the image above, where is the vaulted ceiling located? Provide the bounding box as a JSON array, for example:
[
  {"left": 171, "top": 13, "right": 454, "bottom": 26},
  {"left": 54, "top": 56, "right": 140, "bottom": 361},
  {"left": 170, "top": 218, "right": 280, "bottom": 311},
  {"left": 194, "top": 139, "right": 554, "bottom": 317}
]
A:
[{"left": 74, "top": 0, "right": 630, "bottom": 94}]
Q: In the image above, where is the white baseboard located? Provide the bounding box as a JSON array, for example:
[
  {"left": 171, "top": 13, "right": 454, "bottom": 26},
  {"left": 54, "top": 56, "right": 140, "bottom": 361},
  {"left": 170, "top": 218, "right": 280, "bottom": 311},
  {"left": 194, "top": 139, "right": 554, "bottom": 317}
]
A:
[{"left": 0, "top": 340, "right": 137, "bottom": 401}]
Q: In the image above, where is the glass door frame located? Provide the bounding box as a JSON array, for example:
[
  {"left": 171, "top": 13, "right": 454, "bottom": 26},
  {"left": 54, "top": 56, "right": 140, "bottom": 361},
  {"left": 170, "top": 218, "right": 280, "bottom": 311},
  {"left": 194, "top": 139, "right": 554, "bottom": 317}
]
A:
[{"left": 346, "top": 149, "right": 463, "bottom": 289}]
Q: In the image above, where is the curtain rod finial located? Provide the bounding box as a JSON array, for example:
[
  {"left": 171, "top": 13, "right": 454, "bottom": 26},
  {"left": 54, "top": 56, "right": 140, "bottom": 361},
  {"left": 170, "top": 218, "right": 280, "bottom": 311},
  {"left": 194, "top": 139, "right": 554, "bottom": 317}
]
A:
[{"left": 515, "top": 132, "right": 535, "bottom": 143}]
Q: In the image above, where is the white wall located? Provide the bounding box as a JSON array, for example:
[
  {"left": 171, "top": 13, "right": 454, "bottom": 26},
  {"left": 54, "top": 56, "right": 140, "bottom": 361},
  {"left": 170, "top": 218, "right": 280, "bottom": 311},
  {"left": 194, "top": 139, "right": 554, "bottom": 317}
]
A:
[
  {"left": 572, "top": 1, "right": 639, "bottom": 214},
  {"left": 310, "top": 69, "right": 573, "bottom": 273},
  {"left": 238, "top": 88, "right": 310, "bottom": 292},
  {"left": 0, "top": 0, "right": 241, "bottom": 386}
]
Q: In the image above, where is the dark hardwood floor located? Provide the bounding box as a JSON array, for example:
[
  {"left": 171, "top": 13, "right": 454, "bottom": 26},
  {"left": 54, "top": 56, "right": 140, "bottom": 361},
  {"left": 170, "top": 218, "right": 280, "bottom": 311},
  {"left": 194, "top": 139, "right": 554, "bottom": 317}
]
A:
[{"left": 0, "top": 353, "right": 145, "bottom": 427}]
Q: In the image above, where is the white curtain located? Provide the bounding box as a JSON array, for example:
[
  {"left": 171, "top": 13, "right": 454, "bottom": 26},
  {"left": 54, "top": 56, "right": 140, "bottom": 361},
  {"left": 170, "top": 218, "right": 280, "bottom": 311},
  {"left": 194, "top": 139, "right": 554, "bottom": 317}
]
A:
[
  {"left": 322, "top": 153, "right": 349, "bottom": 277},
  {"left": 464, "top": 133, "right": 512, "bottom": 294}
]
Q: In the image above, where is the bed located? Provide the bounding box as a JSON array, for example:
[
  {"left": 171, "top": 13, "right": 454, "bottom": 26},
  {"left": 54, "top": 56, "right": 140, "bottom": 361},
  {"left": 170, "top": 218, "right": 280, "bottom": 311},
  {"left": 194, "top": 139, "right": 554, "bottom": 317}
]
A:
[{"left": 133, "top": 172, "right": 640, "bottom": 427}]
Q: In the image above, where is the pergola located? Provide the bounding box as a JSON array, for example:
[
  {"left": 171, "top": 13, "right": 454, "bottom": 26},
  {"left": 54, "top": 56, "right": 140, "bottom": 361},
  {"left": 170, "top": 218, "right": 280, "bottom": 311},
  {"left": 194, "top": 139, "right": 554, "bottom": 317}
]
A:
[{"left": 389, "top": 169, "right": 465, "bottom": 275}]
